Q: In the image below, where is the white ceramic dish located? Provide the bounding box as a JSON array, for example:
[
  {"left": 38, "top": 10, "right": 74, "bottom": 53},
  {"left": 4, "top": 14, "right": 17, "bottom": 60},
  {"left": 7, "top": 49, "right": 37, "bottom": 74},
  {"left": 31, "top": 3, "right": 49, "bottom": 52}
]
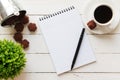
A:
[{"left": 82, "top": 0, "right": 120, "bottom": 34}]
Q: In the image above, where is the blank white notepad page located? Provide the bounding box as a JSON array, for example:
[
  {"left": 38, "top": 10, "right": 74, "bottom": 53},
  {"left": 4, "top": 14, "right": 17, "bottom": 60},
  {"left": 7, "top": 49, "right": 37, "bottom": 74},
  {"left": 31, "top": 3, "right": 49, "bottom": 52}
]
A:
[{"left": 39, "top": 6, "right": 96, "bottom": 75}]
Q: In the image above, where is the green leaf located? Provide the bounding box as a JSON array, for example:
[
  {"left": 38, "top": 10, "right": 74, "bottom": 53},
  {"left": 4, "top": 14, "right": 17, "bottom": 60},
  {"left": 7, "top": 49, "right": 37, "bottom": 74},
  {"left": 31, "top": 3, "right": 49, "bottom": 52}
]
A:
[{"left": 0, "top": 39, "right": 26, "bottom": 80}]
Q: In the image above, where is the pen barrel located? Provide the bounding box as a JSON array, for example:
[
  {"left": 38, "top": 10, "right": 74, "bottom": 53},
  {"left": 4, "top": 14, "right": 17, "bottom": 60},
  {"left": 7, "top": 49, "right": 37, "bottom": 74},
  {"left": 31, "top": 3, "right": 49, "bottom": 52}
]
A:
[
  {"left": 0, "top": 0, "right": 26, "bottom": 26},
  {"left": 71, "top": 28, "right": 85, "bottom": 70}
]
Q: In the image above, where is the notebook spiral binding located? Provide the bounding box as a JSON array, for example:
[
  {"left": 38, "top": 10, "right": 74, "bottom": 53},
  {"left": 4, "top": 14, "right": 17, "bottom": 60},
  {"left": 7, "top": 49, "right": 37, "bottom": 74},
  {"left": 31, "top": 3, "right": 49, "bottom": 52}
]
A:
[{"left": 39, "top": 6, "right": 75, "bottom": 21}]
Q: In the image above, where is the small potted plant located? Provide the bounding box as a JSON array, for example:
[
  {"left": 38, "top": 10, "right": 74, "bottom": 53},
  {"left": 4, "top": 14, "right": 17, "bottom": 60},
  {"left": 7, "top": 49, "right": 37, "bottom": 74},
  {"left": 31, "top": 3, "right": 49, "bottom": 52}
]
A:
[{"left": 0, "top": 39, "right": 26, "bottom": 80}]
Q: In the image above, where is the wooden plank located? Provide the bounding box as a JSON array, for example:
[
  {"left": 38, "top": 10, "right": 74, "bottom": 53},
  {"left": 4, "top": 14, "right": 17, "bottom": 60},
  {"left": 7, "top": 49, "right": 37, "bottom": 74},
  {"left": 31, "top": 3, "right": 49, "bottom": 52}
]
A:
[
  {"left": 88, "top": 34, "right": 120, "bottom": 53},
  {"left": 14, "top": 0, "right": 92, "bottom": 15},
  {"left": 15, "top": 73, "right": 120, "bottom": 80},
  {"left": 1, "top": 34, "right": 120, "bottom": 53},
  {"left": 15, "top": 0, "right": 74, "bottom": 15},
  {"left": 14, "top": 0, "right": 120, "bottom": 16},
  {"left": 0, "top": 35, "right": 48, "bottom": 53},
  {"left": 24, "top": 54, "right": 120, "bottom": 72}
]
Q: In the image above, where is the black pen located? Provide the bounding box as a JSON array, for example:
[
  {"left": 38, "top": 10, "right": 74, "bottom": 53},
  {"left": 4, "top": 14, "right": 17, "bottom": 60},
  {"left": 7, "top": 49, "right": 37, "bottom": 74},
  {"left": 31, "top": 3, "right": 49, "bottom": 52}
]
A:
[{"left": 71, "top": 28, "right": 85, "bottom": 70}]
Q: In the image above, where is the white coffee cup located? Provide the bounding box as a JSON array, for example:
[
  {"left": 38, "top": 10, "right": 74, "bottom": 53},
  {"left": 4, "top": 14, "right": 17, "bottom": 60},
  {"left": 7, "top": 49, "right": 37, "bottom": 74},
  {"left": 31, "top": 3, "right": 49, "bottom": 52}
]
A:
[{"left": 93, "top": 4, "right": 114, "bottom": 27}]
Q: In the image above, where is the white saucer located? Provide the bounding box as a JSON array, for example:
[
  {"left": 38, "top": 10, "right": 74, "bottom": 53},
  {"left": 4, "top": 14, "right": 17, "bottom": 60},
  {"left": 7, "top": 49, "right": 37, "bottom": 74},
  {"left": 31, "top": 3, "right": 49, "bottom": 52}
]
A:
[{"left": 82, "top": 0, "right": 120, "bottom": 34}]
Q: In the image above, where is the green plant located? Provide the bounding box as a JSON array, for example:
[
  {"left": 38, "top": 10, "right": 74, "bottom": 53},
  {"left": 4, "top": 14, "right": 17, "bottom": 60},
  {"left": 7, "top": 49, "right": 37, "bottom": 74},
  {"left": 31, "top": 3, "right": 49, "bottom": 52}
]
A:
[{"left": 0, "top": 39, "right": 26, "bottom": 80}]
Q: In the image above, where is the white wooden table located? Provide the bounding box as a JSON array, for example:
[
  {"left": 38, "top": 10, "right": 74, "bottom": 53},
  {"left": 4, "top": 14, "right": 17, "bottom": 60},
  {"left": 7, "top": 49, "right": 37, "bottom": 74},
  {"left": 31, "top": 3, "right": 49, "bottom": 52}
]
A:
[{"left": 1, "top": 0, "right": 120, "bottom": 80}]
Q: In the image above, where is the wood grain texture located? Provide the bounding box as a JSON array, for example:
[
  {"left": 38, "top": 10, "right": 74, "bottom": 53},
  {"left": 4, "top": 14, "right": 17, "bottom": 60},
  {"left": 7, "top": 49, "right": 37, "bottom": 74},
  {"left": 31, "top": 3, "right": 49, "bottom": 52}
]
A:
[
  {"left": 1, "top": 34, "right": 120, "bottom": 53},
  {"left": 88, "top": 34, "right": 120, "bottom": 53},
  {"left": 14, "top": 0, "right": 92, "bottom": 15},
  {"left": 1, "top": 0, "right": 120, "bottom": 79},
  {"left": 1, "top": 34, "right": 120, "bottom": 54},
  {"left": 23, "top": 54, "right": 120, "bottom": 72}
]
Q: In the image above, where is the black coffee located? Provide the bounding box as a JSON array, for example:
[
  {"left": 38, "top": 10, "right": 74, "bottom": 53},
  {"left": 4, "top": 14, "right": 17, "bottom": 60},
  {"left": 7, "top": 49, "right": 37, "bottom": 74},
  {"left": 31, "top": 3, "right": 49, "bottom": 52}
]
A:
[{"left": 94, "top": 5, "right": 113, "bottom": 23}]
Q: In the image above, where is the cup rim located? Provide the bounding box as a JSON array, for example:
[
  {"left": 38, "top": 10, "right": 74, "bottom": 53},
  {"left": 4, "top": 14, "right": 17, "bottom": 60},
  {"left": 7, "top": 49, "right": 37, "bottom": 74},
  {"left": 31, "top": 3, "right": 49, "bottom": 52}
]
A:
[{"left": 93, "top": 4, "right": 114, "bottom": 26}]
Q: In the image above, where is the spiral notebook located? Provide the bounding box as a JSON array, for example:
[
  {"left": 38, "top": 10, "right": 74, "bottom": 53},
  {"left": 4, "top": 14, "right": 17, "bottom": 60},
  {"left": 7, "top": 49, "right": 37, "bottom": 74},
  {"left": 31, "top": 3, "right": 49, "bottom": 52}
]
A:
[{"left": 39, "top": 6, "right": 96, "bottom": 75}]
